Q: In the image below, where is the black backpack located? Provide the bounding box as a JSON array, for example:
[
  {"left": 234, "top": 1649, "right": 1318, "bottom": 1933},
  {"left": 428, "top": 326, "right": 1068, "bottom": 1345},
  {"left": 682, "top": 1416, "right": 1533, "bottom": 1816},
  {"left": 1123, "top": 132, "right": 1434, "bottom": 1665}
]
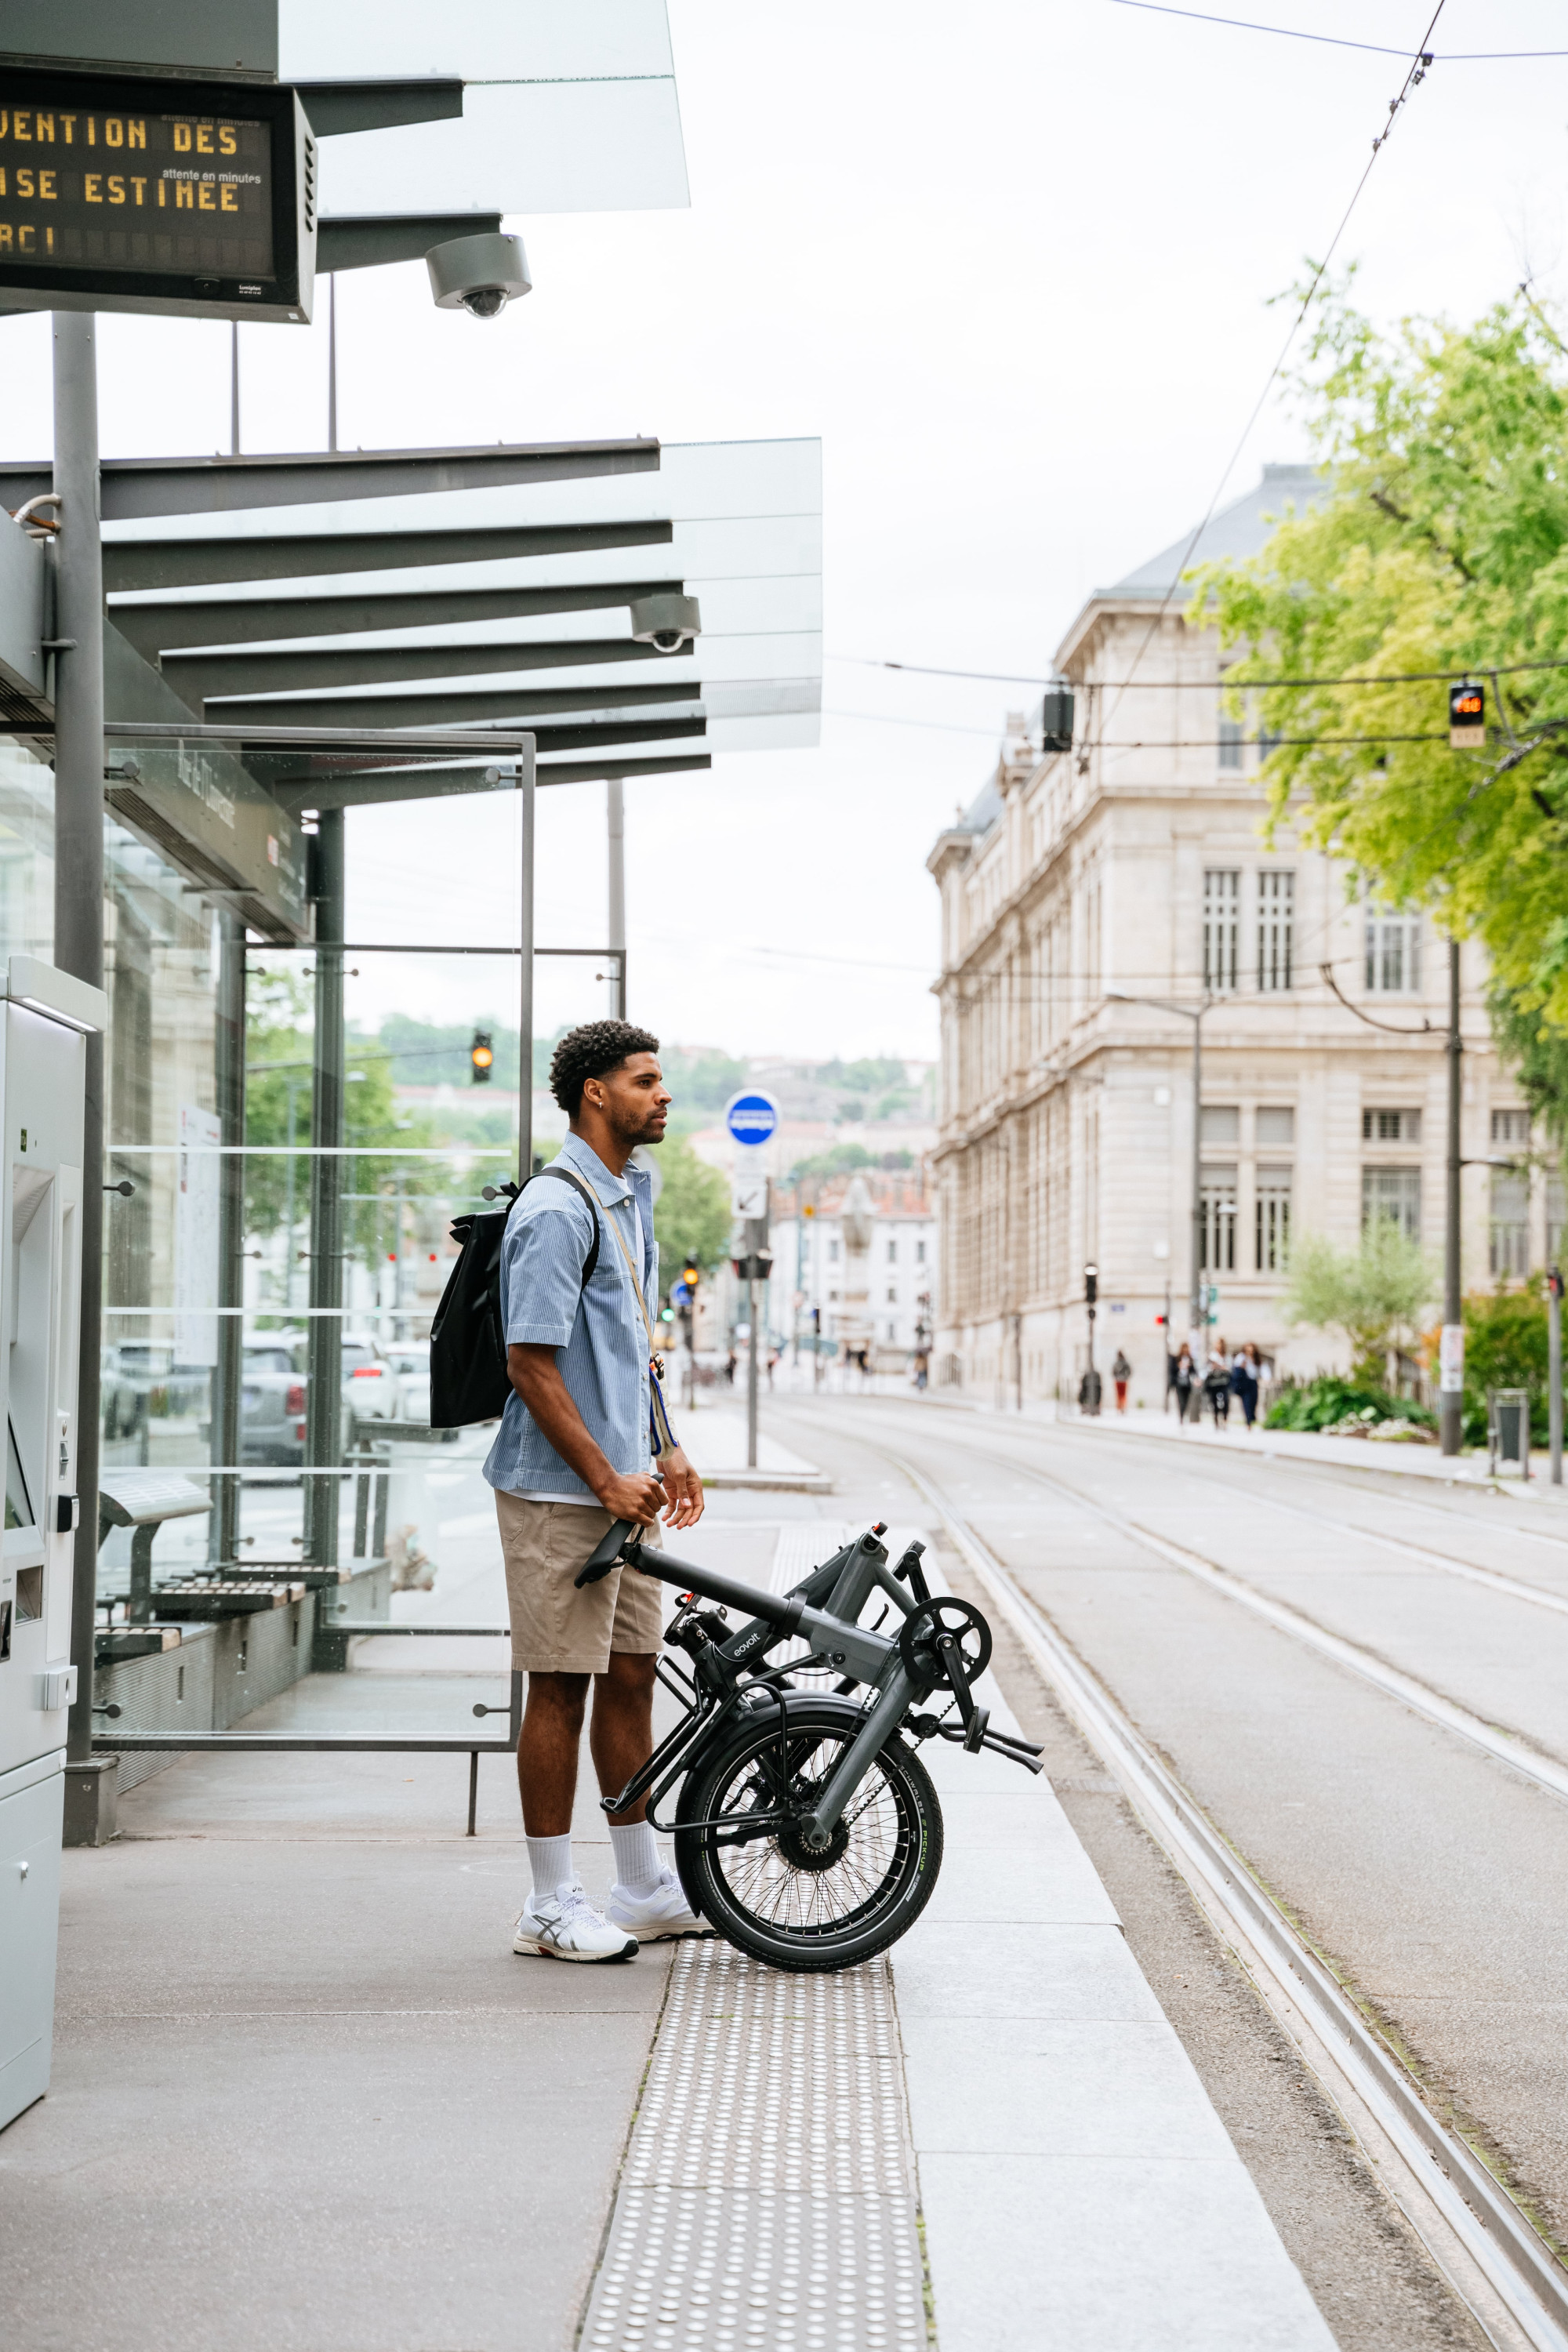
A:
[{"left": 428, "top": 1166, "right": 601, "bottom": 1429}]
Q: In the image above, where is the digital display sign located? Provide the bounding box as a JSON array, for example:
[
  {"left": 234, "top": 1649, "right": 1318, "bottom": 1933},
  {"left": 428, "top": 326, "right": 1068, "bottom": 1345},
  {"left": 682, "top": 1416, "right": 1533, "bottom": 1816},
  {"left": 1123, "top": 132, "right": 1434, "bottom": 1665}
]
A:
[
  {"left": 0, "top": 67, "right": 312, "bottom": 323},
  {"left": 1449, "top": 681, "right": 1486, "bottom": 748}
]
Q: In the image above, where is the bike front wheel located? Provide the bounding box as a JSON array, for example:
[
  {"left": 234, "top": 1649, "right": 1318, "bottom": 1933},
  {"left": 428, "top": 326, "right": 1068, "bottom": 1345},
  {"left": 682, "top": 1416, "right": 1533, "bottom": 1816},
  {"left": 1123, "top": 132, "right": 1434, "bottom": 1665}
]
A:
[{"left": 674, "top": 1700, "right": 943, "bottom": 1972}]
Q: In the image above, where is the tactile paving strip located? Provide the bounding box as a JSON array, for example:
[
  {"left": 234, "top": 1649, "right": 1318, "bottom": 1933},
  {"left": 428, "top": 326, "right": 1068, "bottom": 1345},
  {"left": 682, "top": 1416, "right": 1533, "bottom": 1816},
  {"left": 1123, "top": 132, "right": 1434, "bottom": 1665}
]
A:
[{"left": 579, "top": 1939, "right": 928, "bottom": 2352}]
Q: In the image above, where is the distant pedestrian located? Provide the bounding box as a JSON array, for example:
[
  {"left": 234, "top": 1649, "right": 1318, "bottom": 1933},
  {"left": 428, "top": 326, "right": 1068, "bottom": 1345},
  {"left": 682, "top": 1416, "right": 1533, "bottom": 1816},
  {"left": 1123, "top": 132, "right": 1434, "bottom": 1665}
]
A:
[
  {"left": 913, "top": 1351, "right": 929, "bottom": 1391},
  {"left": 1204, "top": 1338, "right": 1232, "bottom": 1426},
  {"left": 1231, "top": 1341, "right": 1261, "bottom": 1429},
  {"left": 1078, "top": 1364, "right": 1102, "bottom": 1417},
  {"left": 767, "top": 1348, "right": 779, "bottom": 1391},
  {"left": 724, "top": 1349, "right": 737, "bottom": 1386},
  {"left": 1112, "top": 1348, "right": 1131, "bottom": 1414},
  {"left": 1173, "top": 1345, "right": 1198, "bottom": 1422}
]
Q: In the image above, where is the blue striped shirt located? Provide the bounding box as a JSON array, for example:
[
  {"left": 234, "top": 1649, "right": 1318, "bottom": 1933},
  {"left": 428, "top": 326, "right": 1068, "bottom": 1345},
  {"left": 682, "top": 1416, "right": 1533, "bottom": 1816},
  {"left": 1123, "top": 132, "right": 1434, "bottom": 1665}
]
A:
[{"left": 482, "top": 1133, "right": 673, "bottom": 1501}]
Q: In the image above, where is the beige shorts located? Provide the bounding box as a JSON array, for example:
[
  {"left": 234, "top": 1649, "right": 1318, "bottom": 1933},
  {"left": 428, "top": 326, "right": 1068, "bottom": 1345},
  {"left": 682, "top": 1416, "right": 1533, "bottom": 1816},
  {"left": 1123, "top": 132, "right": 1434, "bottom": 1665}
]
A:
[{"left": 495, "top": 1493, "right": 664, "bottom": 1674}]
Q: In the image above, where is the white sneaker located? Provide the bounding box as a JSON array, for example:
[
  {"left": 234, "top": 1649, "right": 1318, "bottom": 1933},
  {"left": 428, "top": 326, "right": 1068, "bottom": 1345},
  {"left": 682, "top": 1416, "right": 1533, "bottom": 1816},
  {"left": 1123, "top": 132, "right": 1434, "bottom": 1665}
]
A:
[
  {"left": 607, "top": 1868, "right": 709, "bottom": 1942},
  {"left": 513, "top": 1879, "right": 638, "bottom": 1963}
]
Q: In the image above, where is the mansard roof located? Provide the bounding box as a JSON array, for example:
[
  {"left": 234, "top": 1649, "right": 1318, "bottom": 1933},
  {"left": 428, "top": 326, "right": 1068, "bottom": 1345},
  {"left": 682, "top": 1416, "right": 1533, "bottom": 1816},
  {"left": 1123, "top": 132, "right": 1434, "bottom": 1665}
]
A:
[{"left": 1105, "top": 462, "right": 1326, "bottom": 597}]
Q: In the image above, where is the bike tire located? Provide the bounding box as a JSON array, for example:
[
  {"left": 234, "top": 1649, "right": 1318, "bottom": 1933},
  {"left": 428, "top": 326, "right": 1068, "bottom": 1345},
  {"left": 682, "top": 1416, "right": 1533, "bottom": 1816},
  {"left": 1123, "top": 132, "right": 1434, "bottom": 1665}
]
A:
[{"left": 674, "top": 1699, "right": 943, "bottom": 1973}]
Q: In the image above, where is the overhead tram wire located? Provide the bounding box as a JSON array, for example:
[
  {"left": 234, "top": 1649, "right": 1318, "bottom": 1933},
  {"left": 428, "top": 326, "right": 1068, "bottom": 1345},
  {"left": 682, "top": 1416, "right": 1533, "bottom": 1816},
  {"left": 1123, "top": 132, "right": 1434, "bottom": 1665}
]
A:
[
  {"left": 1089, "top": 1, "right": 1447, "bottom": 762},
  {"left": 1107, "top": 0, "right": 1568, "bottom": 63},
  {"left": 831, "top": 652, "right": 1568, "bottom": 690}
]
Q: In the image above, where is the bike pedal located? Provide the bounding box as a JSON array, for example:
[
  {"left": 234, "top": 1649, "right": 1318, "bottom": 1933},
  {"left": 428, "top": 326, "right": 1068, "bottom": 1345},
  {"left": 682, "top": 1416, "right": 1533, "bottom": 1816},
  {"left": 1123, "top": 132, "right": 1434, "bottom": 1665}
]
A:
[{"left": 963, "top": 1704, "right": 990, "bottom": 1754}]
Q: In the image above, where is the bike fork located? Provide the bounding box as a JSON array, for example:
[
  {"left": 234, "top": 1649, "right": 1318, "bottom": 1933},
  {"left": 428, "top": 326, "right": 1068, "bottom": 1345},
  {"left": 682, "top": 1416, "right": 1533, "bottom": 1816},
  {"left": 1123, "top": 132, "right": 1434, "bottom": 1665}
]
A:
[{"left": 795, "top": 1666, "right": 920, "bottom": 1846}]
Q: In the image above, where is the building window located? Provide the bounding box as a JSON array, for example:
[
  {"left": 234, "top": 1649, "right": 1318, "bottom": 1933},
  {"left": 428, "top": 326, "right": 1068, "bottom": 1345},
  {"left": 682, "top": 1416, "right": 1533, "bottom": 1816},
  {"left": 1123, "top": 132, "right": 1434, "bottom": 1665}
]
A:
[
  {"left": 1490, "top": 1170, "right": 1530, "bottom": 1277},
  {"left": 886, "top": 1287, "right": 898, "bottom": 1304},
  {"left": 1363, "top": 1166, "right": 1421, "bottom": 1240},
  {"left": 1200, "top": 1105, "right": 1239, "bottom": 1146},
  {"left": 1256, "top": 1167, "right": 1292, "bottom": 1272},
  {"left": 886, "top": 1239, "right": 897, "bottom": 1264},
  {"left": 1492, "top": 1108, "right": 1530, "bottom": 1148},
  {"left": 1203, "top": 869, "right": 1240, "bottom": 992},
  {"left": 1363, "top": 1107, "right": 1421, "bottom": 1142},
  {"left": 1257, "top": 871, "right": 1294, "bottom": 991},
  {"left": 886, "top": 1320, "right": 898, "bottom": 1342},
  {"left": 828, "top": 1239, "right": 840, "bottom": 1262},
  {"left": 1218, "top": 712, "right": 1243, "bottom": 769},
  {"left": 1257, "top": 1105, "right": 1294, "bottom": 1145},
  {"left": 916, "top": 1239, "right": 927, "bottom": 1263},
  {"left": 1365, "top": 906, "right": 1422, "bottom": 993},
  {"left": 1200, "top": 1166, "right": 1237, "bottom": 1272}
]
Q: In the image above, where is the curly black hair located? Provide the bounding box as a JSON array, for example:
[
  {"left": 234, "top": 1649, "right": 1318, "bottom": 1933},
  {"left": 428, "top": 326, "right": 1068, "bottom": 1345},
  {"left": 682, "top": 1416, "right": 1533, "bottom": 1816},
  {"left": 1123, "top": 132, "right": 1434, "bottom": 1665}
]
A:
[{"left": 549, "top": 1019, "right": 660, "bottom": 1118}]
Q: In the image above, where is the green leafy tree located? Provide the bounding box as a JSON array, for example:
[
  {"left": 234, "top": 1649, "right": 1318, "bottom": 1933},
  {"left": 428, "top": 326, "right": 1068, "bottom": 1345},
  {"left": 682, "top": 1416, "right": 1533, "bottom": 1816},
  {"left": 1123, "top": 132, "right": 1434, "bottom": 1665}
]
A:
[
  {"left": 648, "top": 1134, "right": 731, "bottom": 1277},
  {"left": 1189, "top": 281, "right": 1568, "bottom": 1027},
  {"left": 1281, "top": 1222, "right": 1435, "bottom": 1380},
  {"left": 1461, "top": 1277, "right": 1552, "bottom": 1443}
]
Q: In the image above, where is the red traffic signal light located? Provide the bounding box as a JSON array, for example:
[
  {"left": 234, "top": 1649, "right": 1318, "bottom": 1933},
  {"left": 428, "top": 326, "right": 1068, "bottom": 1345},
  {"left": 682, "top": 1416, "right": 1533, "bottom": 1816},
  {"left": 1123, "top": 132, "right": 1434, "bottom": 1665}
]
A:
[
  {"left": 470, "top": 1030, "right": 495, "bottom": 1084},
  {"left": 1449, "top": 681, "right": 1485, "bottom": 747}
]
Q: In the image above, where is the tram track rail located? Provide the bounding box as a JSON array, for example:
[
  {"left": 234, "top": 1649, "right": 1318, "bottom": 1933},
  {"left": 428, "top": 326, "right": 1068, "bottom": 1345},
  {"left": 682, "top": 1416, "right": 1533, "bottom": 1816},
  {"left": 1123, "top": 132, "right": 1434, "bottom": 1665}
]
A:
[{"left": 878, "top": 1444, "right": 1568, "bottom": 2352}]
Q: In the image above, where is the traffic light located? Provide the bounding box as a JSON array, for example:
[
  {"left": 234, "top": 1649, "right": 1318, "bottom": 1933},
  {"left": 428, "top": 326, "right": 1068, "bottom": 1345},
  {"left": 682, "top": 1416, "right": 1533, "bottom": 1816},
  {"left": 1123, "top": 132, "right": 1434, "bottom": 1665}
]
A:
[
  {"left": 1449, "top": 681, "right": 1485, "bottom": 748},
  {"left": 682, "top": 1261, "right": 699, "bottom": 1292},
  {"left": 470, "top": 1030, "right": 494, "bottom": 1085},
  {"left": 1084, "top": 1262, "right": 1098, "bottom": 1307}
]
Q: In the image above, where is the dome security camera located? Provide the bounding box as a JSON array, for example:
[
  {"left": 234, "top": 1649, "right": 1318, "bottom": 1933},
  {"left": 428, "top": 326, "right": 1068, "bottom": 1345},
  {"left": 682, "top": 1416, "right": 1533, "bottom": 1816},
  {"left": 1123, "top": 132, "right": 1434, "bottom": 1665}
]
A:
[
  {"left": 426, "top": 231, "right": 532, "bottom": 320},
  {"left": 629, "top": 591, "right": 702, "bottom": 653}
]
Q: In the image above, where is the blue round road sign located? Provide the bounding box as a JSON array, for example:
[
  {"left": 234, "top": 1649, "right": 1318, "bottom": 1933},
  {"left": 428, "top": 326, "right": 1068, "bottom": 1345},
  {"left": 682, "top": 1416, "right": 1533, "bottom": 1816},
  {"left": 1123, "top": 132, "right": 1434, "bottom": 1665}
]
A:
[{"left": 724, "top": 1091, "right": 779, "bottom": 1146}]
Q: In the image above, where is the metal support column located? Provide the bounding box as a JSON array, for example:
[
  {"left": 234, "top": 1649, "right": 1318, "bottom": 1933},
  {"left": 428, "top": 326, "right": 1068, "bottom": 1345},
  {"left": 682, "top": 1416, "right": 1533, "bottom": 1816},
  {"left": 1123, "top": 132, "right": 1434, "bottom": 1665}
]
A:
[
  {"left": 746, "top": 1273, "right": 760, "bottom": 1470},
  {"left": 305, "top": 811, "right": 345, "bottom": 1567},
  {"left": 518, "top": 759, "right": 535, "bottom": 1181},
  {"left": 1441, "top": 940, "right": 1465, "bottom": 1458},
  {"left": 1189, "top": 1010, "right": 1204, "bottom": 1344},
  {"left": 607, "top": 775, "right": 626, "bottom": 1020},
  {"left": 53, "top": 312, "right": 111, "bottom": 1835},
  {"left": 1549, "top": 1268, "right": 1563, "bottom": 1487},
  {"left": 211, "top": 913, "right": 246, "bottom": 1564}
]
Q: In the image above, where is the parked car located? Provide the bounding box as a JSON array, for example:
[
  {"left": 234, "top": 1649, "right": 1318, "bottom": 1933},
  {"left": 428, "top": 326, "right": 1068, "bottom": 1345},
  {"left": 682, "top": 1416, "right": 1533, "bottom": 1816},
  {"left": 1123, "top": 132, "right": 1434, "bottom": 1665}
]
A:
[
  {"left": 240, "top": 1336, "right": 307, "bottom": 1468},
  {"left": 340, "top": 1333, "right": 402, "bottom": 1423},
  {"left": 385, "top": 1341, "right": 431, "bottom": 1427}
]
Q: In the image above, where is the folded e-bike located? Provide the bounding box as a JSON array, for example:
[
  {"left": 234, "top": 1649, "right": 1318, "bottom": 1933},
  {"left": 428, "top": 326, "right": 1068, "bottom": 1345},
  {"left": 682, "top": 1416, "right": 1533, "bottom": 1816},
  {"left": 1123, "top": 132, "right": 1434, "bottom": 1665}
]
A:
[{"left": 575, "top": 1516, "right": 1044, "bottom": 1973}]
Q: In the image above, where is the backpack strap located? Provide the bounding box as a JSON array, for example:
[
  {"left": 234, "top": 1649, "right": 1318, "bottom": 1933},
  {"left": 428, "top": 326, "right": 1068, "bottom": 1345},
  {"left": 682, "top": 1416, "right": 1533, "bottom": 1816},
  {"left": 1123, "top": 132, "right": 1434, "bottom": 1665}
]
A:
[{"left": 533, "top": 1161, "right": 601, "bottom": 1290}]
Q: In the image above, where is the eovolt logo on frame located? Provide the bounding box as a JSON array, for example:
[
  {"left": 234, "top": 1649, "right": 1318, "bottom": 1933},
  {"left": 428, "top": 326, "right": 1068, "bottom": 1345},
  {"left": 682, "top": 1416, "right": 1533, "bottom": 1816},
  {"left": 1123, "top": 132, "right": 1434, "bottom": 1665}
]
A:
[{"left": 724, "top": 1091, "right": 779, "bottom": 1149}]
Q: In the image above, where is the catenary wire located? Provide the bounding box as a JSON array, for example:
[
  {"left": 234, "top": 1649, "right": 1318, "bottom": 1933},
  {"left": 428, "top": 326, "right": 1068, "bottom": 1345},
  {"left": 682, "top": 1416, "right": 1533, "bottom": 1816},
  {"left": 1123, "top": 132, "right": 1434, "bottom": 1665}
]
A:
[
  {"left": 1093, "top": 3, "right": 1446, "bottom": 751},
  {"left": 1107, "top": 0, "right": 1568, "bottom": 63},
  {"left": 829, "top": 652, "right": 1568, "bottom": 690}
]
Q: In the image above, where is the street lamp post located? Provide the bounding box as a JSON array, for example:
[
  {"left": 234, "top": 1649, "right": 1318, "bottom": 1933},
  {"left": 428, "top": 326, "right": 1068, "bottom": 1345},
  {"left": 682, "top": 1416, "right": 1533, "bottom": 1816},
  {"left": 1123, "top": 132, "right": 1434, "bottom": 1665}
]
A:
[
  {"left": 1441, "top": 940, "right": 1464, "bottom": 1457},
  {"left": 1083, "top": 1264, "right": 1099, "bottom": 1414},
  {"left": 1108, "top": 992, "right": 1214, "bottom": 1342}
]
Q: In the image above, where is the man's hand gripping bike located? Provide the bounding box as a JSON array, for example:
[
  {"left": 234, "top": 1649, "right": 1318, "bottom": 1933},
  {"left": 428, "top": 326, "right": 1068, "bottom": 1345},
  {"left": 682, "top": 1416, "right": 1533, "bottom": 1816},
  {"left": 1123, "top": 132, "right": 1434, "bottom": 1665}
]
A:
[{"left": 575, "top": 1516, "right": 1044, "bottom": 1972}]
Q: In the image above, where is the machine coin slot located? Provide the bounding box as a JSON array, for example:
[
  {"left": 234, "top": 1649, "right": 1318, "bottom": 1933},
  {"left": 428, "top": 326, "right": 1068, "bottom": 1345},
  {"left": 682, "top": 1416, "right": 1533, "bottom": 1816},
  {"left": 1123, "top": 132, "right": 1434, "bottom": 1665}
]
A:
[{"left": 15, "top": 1564, "right": 41, "bottom": 1621}]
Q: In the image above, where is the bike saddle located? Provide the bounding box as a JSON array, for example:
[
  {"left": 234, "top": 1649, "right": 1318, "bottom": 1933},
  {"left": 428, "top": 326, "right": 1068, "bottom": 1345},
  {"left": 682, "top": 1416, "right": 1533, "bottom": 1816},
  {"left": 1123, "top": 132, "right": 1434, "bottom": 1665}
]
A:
[{"left": 574, "top": 1519, "right": 639, "bottom": 1587}]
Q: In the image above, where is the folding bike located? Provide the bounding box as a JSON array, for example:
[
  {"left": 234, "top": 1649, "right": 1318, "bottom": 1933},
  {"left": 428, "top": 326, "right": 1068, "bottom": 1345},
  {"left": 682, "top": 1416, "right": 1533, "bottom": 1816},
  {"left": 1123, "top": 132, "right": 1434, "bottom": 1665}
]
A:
[{"left": 576, "top": 1516, "right": 1044, "bottom": 1972}]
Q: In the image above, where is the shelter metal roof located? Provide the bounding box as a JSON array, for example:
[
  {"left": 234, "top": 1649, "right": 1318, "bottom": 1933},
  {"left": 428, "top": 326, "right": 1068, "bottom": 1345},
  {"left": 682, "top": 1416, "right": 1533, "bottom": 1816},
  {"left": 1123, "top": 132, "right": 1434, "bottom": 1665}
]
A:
[{"left": 87, "top": 436, "right": 822, "bottom": 793}]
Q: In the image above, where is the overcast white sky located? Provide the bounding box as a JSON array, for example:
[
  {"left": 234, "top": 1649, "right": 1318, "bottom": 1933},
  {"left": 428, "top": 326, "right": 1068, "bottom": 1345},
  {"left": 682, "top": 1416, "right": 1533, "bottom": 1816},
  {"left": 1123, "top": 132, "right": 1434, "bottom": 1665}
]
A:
[{"left": 7, "top": 2, "right": 1568, "bottom": 1062}]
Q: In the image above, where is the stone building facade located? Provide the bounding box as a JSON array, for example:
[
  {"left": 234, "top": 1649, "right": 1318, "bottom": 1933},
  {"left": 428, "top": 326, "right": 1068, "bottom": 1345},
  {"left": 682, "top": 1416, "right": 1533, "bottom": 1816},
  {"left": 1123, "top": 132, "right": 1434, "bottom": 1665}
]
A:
[{"left": 927, "top": 466, "right": 1548, "bottom": 1410}]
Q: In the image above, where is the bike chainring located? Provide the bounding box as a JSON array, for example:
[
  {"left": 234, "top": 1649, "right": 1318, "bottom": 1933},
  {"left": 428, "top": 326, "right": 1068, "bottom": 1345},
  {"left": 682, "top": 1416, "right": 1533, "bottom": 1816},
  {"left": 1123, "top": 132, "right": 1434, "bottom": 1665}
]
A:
[{"left": 898, "top": 1595, "right": 993, "bottom": 1695}]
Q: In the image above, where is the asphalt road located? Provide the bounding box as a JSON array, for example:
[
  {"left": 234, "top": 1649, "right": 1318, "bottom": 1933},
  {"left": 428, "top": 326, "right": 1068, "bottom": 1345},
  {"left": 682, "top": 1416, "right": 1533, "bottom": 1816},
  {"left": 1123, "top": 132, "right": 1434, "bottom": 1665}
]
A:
[{"left": 765, "top": 1392, "right": 1568, "bottom": 2352}]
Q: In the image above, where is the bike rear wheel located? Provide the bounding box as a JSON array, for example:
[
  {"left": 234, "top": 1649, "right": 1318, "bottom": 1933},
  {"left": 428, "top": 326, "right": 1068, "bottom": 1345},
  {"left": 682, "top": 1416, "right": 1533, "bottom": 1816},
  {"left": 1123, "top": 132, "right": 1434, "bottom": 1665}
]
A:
[{"left": 674, "top": 1700, "right": 943, "bottom": 1972}]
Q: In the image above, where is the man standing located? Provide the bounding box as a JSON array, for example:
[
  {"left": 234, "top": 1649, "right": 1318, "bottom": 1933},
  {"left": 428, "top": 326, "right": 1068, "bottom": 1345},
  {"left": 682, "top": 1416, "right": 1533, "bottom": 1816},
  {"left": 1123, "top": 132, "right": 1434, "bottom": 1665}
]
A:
[{"left": 485, "top": 1020, "right": 707, "bottom": 1962}]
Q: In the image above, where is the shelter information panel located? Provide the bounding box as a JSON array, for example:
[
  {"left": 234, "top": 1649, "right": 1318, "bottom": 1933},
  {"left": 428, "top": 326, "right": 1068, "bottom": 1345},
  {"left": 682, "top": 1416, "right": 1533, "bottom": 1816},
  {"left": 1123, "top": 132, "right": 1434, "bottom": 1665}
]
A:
[{"left": 0, "top": 68, "right": 310, "bottom": 321}]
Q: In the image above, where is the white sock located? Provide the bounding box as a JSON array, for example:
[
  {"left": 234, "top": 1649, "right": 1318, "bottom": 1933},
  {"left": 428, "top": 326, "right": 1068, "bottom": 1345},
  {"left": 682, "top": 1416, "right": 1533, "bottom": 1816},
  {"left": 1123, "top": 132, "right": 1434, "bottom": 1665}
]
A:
[
  {"left": 608, "top": 1819, "right": 662, "bottom": 1896},
  {"left": 526, "top": 1834, "right": 572, "bottom": 1904}
]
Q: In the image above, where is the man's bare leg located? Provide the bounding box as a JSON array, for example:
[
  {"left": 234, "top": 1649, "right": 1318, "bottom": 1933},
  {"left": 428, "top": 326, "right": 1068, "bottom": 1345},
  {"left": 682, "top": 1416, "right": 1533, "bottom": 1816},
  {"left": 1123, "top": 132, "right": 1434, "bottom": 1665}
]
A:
[
  {"left": 590, "top": 1650, "right": 658, "bottom": 1824},
  {"left": 517, "top": 1671, "right": 589, "bottom": 1837},
  {"left": 517, "top": 1654, "right": 657, "bottom": 1834}
]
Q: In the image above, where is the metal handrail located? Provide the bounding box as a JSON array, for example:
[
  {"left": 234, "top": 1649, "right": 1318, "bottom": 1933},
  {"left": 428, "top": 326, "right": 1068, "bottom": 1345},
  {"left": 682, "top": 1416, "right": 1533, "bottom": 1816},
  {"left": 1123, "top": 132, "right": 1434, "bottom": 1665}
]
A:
[{"left": 92, "top": 1651, "right": 522, "bottom": 1835}]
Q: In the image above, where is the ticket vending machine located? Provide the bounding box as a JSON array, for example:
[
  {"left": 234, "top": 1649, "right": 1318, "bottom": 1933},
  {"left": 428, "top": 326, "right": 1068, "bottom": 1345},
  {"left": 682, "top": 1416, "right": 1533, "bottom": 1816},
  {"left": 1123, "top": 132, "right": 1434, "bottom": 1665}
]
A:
[{"left": 0, "top": 954, "right": 104, "bottom": 2132}]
